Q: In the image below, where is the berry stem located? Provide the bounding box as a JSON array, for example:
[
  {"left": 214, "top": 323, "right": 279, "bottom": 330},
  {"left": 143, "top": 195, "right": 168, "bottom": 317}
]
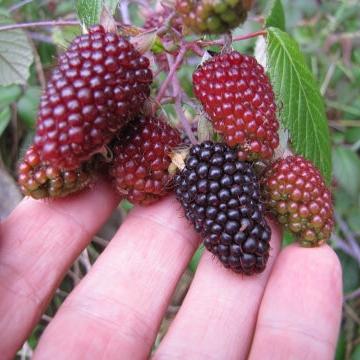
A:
[
  {"left": 156, "top": 11, "right": 176, "bottom": 37},
  {"left": 174, "top": 99, "right": 197, "bottom": 145},
  {"left": 167, "top": 53, "right": 197, "bottom": 145},
  {"left": 155, "top": 45, "right": 187, "bottom": 103},
  {"left": 0, "top": 19, "right": 80, "bottom": 32},
  {"left": 195, "top": 30, "right": 267, "bottom": 47}
]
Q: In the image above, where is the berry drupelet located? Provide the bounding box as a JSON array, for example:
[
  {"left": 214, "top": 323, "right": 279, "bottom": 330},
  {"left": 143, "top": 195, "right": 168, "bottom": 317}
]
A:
[
  {"left": 193, "top": 51, "right": 279, "bottom": 160},
  {"left": 34, "top": 25, "right": 153, "bottom": 170},
  {"left": 262, "top": 155, "right": 334, "bottom": 247},
  {"left": 174, "top": 141, "right": 271, "bottom": 275},
  {"left": 18, "top": 146, "right": 93, "bottom": 199},
  {"left": 176, "top": 0, "right": 252, "bottom": 34},
  {"left": 109, "top": 115, "right": 181, "bottom": 205}
]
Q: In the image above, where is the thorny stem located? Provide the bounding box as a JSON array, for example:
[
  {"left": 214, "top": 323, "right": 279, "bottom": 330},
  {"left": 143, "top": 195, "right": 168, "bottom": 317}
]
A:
[
  {"left": 155, "top": 45, "right": 187, "bottom": 103},
  {"left": 0, "top": 19, "right": 80, "bottom": 32},
  {"left": 335, "top": 211, "right": 360, "bottom": 262},
  {"left": 345, "top": 287, "right": 360, "bottom": 301},
  {"left": 167, "top": 54, "right": 197, "bottom": 145},
  {"left": 156, "top": 11, "right": 177, "bottom": 37},
  {"left": 222, "top": 31, "right": 233, "bottom": 53},
  {"left": 195, "top": 30, "right": 267, "bottom": 47}
]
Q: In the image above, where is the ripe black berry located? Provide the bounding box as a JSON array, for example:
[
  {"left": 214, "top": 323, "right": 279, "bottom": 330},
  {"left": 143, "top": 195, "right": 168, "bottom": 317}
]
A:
[{"left": 175, "top": 142, "right": 271, "bottom": 275}]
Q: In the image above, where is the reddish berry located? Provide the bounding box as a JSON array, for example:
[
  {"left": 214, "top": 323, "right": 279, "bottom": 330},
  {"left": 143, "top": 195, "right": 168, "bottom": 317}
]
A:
[
  {"left": 18, "top": 146, "right": 93, "bottom": 199},
  {"left": 34, "top": 25, "right": 153, "bottom": 170},
  {"left": 174, "top": 142, "right": 271, "bottom": 275},
  {"left": 176, "top": 0, "right": 252, "bottom": 34},
  {"left": 193, "top": 51, "right": 279, "bottom": 160},
  {"left": 262, "top": 155, "right": 334, "bottom": 247},
  {"left": 109, "top": 116, "right": 181, "bottom": 205}
]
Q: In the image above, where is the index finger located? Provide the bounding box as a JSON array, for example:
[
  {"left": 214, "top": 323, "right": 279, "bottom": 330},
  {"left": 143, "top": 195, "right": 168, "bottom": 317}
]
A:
[{"left": 0, "top": 180, "right": 119, "bottom": 359}]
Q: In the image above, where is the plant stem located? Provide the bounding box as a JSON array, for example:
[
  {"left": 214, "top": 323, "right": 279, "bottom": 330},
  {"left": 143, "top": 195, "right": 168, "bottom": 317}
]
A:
[
  {"left": 0, "top": 19, "right": 79, "bottom": 32},
  {"left": 167, "top": 54, "right": 197, "bottom": 145},
  {"left": 156, "top": 46, "right": 187, "bottom": 103},
  {"left": 195, "top": 30, "right": 267, "bottom": 47},
  {"left": 174, "top": 99, "right": 197, "bottom": 145}
]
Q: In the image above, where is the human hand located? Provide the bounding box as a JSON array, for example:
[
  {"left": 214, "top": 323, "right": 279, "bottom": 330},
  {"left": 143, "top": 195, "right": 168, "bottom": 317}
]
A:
[{"left": 0, "top": 181, "right": 342, "bottom": 359}]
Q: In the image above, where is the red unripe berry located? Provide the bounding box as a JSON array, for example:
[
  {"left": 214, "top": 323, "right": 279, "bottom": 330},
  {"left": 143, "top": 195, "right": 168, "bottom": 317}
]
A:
[
  {"left": 34, "top": 25, "right": 153, "bottom": 170},
  {"left": 193, "top": 51, "right": 279, "bottom": 160},
  {"left": 109, "top": 116, "right": 181, "bottom": 205},
  {"left": 262, "top": 155, "right": 334, "bottom": 246}
]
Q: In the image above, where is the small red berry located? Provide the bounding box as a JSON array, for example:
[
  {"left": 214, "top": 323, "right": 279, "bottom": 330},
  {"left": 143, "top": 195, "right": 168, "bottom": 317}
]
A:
[
  {"left": 18, "top": 146, "right": 93, "bottom": 199},
  {"left": 109, "top": 116, "right": 181, "bottom": 205},
  {"left": 193, "top": 51, "right": 279, "bottom": 160},
  {"left": 262, "top": 155, "right": 334, "bottom": 246}
]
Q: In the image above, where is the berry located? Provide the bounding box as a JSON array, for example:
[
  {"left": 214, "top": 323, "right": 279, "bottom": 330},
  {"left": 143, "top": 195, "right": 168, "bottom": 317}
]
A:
[
  {"left": 176, "top": 0, "right": 252, "bottom": 34},
  {"left": 109, "top": 115, "right": 181, "bottom": 205},
  {"left": 262, "top": 155, "right": 334, "bottom": 247},
  {"left": 174, "top": 141, "right": 271, "bottom": 275},
  {"left": 34, "top": 25, "right": 153, "bottom": 170},
  {"left": 193, "top": 51, "right": 279, "bottom": 160},
  {"left": 18, "top": 146, "right": 93, "bottom": 199}
]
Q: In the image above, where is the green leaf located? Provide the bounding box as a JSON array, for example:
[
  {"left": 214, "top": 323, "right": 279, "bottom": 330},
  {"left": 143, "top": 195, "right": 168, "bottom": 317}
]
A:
[
  {"left": 282, "top": 230, "right": 295, "bottom": 247},
  {"left": 335, "top": 332, "right": 346, "bottom": 360},
  {"left": 332, "top": 147, "right": 360, "bottom": 197},
  {"left": 76, "top": 0, "right": 102, "bottom": 27},
  {"left": 0, "top": 20, "right": 33, "bottom": 85},
  {"left": 17, "top": 86, "right": 41, "bottom": 128},
  {"left": 76, "top": 0, "right": 119, "bottom": 27},
  {"left": 189, "top": 246, "right": 204, "bottom": 273},
  {"left": 0, "top": 106, "right": 11, "bottom": 137},
  {"left": 337, "top": 251, "right": 360, "bottom": 293},
  {"left": 351, "top": 345, "right": 360, "bottom": 360},
  {"left": 266, "top": 27, "right": 332, "bottom": 183},
  {"left": 0, "top": 85, "right": 21, "bottom": 108},
  {"left": 265, "top": 0, "right": 286, "bottom": 31},
  {"left": 104, "top": 0, "right": 119, "bottom": 14},
  {"left": 52, "top": 25, "right": 81, "bottom": 48}
]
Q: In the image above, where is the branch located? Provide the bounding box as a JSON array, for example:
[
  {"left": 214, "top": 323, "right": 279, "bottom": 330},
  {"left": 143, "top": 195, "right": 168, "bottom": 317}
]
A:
[
  {"left": 0, "top": 19, "right": 80, "bottom": 32},
  {"left": 155, "top": 45, "right": 187, "bottom": 103},
  {"left": 167, "top": 54, "right": 197, "bottom": 145},
  {"left": 335, "top": 211, "right": 360, "bottom": 264},
  {"left": 195, "top": 30, "right": 267, "bottom": 47}
]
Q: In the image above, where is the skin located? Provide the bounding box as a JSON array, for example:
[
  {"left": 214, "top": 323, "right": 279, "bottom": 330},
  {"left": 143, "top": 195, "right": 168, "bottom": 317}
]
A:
[{"left": 0, "top": 180, "right": 343, "bottom": 360}]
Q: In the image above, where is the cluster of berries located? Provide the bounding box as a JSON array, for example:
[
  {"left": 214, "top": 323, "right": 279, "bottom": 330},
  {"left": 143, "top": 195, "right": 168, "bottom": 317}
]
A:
[
  {"left": 18, "top": 6, "right": 334, "bottom": 276},
  {"left": 173, "top": 51, "right": 333, "bottom": 275},
  {"left": 18, "top": 25, "right": 182, "bottom": 203}
]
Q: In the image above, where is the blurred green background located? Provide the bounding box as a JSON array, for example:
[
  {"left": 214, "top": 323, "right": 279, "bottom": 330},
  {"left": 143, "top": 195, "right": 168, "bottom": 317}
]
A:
[{"left": 0, "top": 0, "right": 359, "bottom": 358}]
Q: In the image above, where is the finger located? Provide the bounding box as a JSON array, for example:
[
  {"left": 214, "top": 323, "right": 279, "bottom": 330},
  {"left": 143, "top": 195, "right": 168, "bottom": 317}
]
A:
[
  {"left": 33, "top": 196, "right": 200, "bottom": 360},
  {"left": 154, "top": 221, "right": 282, "bottom": 360},
  {"left": 0, "top": 181, "right": 119, "bottom": 359},
  {"left": 248, "top": 244, "right": 342, "bottom": 360}
]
